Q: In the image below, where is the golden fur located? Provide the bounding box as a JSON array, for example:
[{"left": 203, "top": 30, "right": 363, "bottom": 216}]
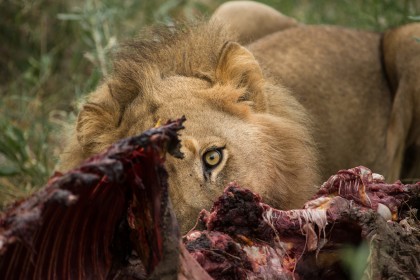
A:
[
  {"left": 212, "top": 1, "right": 420, "bottom": 182},
  {"left": 61, "top": 2, "right": 420, "bottom": 232},
  {"left": 60, "top": 22, "right": 318, "bottom": 232}
]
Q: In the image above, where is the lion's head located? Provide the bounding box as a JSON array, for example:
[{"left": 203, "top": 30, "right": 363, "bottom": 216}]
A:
[{"left": 60, "top": 23, "right": 318, "bottom": 232}]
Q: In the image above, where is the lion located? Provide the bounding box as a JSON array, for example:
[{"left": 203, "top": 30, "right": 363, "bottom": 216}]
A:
[
  {"left": 212, "top": 1, "right": 420, "bottom": 182},
  {"left": 59, "top": 1, "right": 420, "bottom": 232}
]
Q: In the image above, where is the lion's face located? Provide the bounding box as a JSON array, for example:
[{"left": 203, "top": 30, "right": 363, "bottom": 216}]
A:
[
  {"left": 60, "top": 27, "right": 318, "bottom": 233},
  {"left": 120, "top": 70, "right": 317, "bottom": 232},
  {"left": 140, "top": 76, "right": 282, "bottom": 231}
]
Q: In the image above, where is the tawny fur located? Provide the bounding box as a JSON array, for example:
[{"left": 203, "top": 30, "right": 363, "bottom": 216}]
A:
[
  {"left": 60, "top": 3, "right": 420, "bottom": 233},
  {"left": 60, "top": 22, "right": 318, "bottom": 232},
  {"left": 212, "top": 1, "right": 420, "bottom": 182}
]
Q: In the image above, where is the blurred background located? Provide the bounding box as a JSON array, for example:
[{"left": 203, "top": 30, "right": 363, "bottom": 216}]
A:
[{"left": 1, "top": 0, "right": 419, "bottom": 207}]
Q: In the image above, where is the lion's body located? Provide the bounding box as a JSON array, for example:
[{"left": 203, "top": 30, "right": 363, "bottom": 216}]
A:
[
  {"left": 250, "top": 26, "right": 392, "bottom": 178},
  {"left": 60, "top": 2, "right": 420, "bottom": 232}
]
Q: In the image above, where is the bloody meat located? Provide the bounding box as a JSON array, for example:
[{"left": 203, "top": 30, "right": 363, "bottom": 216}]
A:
[
  {"left": 0, "top": 118, "right": 419, "bottom": 280},
  {"left": 184, "top": 167, "right": 420, "bottom": 279}
]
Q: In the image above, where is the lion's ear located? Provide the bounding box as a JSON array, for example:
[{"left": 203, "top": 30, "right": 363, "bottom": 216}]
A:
[
  {"left": 76, "top": 83, "right": 122, "bottom": 155},
  {"left": 59, "top": 83, "right": 123, "bottom": 171},
  {"left": 216, "top": 41, "right": 267, "bottom": 112}
]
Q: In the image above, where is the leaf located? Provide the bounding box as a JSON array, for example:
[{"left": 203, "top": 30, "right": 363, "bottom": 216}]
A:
[{"left": 0, "top": 165, "right": 20, "bottom": 177}]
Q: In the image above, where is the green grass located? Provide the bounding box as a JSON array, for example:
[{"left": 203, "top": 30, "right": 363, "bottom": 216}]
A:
[
  {"left": 1, "top": 0, "right": 419, "bottom": 207},
  {"left": 262, "top": 0, "right": 419, "bottom": 30}
]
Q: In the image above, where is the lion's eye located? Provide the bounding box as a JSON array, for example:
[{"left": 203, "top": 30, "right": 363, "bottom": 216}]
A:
[{"left": 202, "top": 149, "right": 223, "bottom": 170}]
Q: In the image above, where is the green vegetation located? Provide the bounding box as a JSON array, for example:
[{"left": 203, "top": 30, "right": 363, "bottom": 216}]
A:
[
  {"left": 1, "top": 0, "right": 419, "bottom": 207},
  {"left": 262, "top": 0, "right": 420, "bottom": 30},
  {"left": 341, "top": 242, "right": 371, "bottom": 280}
]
